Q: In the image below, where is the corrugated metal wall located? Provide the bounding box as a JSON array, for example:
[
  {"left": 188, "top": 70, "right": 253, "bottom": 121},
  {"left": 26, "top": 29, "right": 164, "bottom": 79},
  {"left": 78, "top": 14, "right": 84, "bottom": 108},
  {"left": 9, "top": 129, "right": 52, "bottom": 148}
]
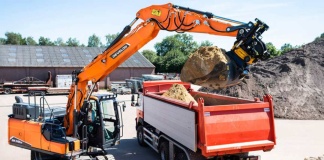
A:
[{"left": 0, "top": 67, "right": 154, "bottom": 89}]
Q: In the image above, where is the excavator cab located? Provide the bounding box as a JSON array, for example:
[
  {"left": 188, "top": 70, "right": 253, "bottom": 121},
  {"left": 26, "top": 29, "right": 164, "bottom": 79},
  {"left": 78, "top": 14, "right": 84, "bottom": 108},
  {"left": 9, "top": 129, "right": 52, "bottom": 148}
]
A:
[{"left": 84, "top": 94, "right": 125, "bottom": 156}]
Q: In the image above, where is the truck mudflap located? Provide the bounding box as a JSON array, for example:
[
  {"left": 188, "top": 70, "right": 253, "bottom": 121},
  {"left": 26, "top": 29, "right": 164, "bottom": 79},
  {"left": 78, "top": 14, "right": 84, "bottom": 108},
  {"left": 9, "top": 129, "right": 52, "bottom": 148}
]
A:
[{"left": 197, "top": 94, "right": 276, "bottom": 157}]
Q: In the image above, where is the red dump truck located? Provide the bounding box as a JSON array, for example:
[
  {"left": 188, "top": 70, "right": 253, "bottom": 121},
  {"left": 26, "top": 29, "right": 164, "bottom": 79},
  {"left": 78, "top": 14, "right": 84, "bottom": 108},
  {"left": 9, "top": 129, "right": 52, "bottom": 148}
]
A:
[{"left": 132, "top": 81, "right": 276, "bottom": 160}]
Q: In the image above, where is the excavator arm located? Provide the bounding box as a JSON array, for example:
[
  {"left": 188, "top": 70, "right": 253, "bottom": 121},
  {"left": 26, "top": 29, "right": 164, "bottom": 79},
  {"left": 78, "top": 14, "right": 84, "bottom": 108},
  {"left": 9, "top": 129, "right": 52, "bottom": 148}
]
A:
[{"left": 64, "top": 3, "right": 269, "bottom": 136}]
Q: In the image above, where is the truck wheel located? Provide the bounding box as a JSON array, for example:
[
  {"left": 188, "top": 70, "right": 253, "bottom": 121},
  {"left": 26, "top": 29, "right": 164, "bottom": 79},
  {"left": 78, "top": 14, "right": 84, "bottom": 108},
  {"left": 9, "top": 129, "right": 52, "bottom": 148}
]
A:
[
  {"left": 159, "top": 142, "right": 169, "bottom": 160},
  {"left": 175, "top": 151, "right": 187, "bottom": 160},
  {"left": 137, "top": 125, "right": 147, "bottom": 146},
  {"left": 4, "top": 88, "right": 11, "bottom": 94}
]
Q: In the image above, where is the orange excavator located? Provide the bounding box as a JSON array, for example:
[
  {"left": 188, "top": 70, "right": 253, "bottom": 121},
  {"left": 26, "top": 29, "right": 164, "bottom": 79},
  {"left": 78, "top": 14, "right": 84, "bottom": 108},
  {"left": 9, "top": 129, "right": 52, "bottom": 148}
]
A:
[{"left": 8, "top": 3, "right": 270, "bottom": 160}]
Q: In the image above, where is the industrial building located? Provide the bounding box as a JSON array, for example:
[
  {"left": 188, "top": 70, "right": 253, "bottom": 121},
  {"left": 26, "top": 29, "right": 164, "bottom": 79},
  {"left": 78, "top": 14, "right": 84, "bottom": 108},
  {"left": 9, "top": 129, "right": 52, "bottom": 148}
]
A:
[{"left": 0, "top": 45, "right": 155, "bottom": 88}]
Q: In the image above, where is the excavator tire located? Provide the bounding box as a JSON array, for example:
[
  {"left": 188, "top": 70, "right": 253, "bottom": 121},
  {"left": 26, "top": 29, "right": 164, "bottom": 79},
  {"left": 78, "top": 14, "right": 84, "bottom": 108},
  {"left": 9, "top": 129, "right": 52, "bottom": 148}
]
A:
[{"left": 180, "top": 46, "right": 231, "bottom": 90}]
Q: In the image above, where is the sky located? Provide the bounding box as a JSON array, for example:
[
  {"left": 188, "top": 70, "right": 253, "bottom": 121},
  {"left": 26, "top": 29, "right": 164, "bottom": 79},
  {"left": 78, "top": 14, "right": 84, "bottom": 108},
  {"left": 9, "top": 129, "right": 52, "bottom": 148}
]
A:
[{"left": 0, "top": 0, "right": 323, "bottom": 52}]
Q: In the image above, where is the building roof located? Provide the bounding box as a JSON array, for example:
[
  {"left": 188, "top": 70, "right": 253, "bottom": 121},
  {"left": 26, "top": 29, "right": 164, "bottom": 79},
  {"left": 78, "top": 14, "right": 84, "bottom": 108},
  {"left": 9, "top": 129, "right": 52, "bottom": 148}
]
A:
[{"left": 0, "top": 45, "right": 154, "bottom": 68}]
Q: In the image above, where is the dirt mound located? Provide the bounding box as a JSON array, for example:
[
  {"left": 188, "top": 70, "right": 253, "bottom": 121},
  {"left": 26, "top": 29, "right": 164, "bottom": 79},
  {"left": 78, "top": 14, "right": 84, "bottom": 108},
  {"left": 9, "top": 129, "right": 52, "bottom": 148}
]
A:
[
  {"left": 200, "top": 39, "right": 324, "bottom": 120},
  {"left": 180, "top": 46, "right": 229, "bottom": 89},
  {"left": 162, "top": 84, "right": 197, "bottom": 105}
]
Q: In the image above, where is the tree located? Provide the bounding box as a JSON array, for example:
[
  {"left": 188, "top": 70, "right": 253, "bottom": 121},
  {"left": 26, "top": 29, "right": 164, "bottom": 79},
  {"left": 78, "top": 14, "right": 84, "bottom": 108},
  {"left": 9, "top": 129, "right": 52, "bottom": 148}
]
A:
[
  {"left": 66, "top": 37, "right": 79, "bottom": 47},
  {"left": 280, "top": 43, "right": 293, "bottom": 54},
  {"left": 26, "top": 37, "right": 37, "bottom": 45},
  {"left": 154, "top": 34, "right": 198, "bottom": 56},
  {"left": 20, "top": 38, "right": 27, "bottom": 45},
  {"left": 152, "top": 34, "right": 199, "bottom": 73},
  {"left": 314, "top": 33, "right": 324, "bottom": 42},
  {"left": 266, "top": 42, "right": 281, "bottom": 57},
  {"left": 163, "top": 49, "right": 186, "bottom": 73},
  {"left": 54, "top": 37, "right": 66, "bottom": 46},
  {"left": 5, "top": 32, "right": 23, "bottom": 45},
  {"left": 105, "top": 33, "right": 119, "bottom": 47},
  {"left": 142, "top": 49, "right": 157, "bottom": 63},
  {"left": 152, "top": 48, "right": 187, "bottom": 73},
  {"left": 39, "top": 36, "right": 54, "bottom": 46},
  {"left": 152, "top": 56, "right": 166, "bottom": 73},
  {"left": 88, "top": 34, "right": 101, "bottom": 47},
  {"left": 200, "top": 40, "right": 213, "bottom": 47},
  {"left": 0, "top": 38, "right": 5, "bottom": 45}
]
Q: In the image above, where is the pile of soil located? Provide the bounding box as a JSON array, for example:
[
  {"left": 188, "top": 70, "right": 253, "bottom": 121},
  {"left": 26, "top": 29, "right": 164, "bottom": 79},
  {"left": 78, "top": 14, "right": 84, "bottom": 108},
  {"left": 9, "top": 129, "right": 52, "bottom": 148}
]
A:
[
  {"left": 162, "top": 84, "right": 198, "bottom": 105},
  {"left": 180, "top": 46, "right": 229, "bottom": 89},
  {"left": 200, "top": 39, "right": 324, "bottom": 120}
]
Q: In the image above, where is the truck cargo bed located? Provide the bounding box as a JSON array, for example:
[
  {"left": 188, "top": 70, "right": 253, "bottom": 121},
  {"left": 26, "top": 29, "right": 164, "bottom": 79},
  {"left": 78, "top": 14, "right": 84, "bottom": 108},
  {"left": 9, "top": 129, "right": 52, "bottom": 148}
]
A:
[{"left": 142, "top": 81, "right": 276, "bottom": 157}]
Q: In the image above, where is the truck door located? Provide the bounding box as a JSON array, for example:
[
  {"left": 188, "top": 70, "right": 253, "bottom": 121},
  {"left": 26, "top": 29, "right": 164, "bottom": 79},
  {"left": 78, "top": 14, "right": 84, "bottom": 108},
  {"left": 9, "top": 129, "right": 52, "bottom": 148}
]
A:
[{"left": 100, "top": 99, "right": 121, "bottom": 150}]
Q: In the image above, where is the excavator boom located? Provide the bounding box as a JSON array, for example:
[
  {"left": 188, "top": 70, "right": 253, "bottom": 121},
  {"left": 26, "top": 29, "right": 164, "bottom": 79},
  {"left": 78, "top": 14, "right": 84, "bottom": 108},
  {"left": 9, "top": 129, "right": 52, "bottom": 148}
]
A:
[{"left": 64, "top": 3, "right": 269, "bottom": 136}]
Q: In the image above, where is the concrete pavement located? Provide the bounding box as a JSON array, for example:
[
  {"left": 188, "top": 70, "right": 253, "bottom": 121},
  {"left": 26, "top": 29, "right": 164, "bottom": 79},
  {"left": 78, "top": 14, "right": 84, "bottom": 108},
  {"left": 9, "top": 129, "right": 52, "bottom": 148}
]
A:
[{"left": 1, "top": 93, "right": 324, "bottom": 160}]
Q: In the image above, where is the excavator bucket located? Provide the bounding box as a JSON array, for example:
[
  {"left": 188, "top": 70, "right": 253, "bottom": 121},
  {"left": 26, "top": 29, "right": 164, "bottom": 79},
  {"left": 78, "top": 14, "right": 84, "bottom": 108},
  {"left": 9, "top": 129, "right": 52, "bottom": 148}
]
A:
[{"left": 180, "top": 46, "right": 239, "bottom": 90}]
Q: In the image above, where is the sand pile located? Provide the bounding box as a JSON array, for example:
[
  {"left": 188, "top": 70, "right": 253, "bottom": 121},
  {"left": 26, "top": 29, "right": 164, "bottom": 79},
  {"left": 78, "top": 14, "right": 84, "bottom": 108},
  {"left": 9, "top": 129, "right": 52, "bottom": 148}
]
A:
[{"left": 162, "top": 84, "right": 197, "bottom": 105}]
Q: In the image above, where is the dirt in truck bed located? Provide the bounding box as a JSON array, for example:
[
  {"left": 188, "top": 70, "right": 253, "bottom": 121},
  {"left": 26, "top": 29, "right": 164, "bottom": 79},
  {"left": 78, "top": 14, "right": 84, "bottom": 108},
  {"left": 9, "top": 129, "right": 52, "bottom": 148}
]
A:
[
  {"left": 200, "top": 39, "right": 324, "bottom": 120},
  {"left": 162, "top": 84, "right": 198, "bottom": 105}
]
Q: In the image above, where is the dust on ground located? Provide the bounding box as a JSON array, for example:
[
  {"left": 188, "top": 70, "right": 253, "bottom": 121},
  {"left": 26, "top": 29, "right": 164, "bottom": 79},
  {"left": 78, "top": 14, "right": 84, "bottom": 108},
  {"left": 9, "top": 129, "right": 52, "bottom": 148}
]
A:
[
  {"left": 200, "top": 38, "right": 324, "bottom": 120},
  {"left": 162, "top": 84, "right": 197, "bottom": 105}
]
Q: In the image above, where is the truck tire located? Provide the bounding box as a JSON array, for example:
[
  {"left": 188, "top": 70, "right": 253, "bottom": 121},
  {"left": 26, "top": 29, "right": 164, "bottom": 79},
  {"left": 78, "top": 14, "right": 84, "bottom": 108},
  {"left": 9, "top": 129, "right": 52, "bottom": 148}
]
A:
[
  {"left": 137, "top": 125, "right": 147, "bottom": 146},
  {"left": 4, "top": 88, "right": 11, "bottom": 94},
  {"left": 175, "top": 151, "right": 187, "bottom": 160},
  {"left": 159, "top": 142, "right": 169, "bottom": 160}
]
